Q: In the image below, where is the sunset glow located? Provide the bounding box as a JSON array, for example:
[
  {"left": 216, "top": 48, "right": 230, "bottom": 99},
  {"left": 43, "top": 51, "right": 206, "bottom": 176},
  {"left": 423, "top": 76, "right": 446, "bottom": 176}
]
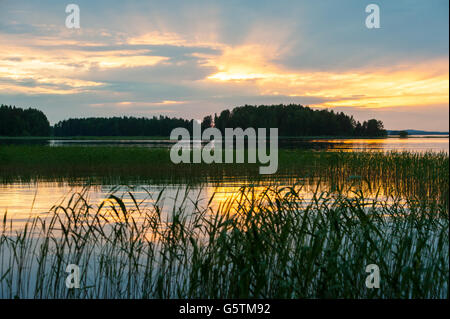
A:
[{"left": 0, "top": 0, "right": 448, "bottom": 130}]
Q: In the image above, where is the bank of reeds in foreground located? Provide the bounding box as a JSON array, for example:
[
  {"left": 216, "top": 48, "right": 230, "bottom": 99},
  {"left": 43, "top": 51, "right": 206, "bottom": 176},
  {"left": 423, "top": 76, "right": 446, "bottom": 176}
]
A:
[
  {"left": 0, "top": 148, "right": 449, "bottom": 203},
  {"left": 0, "top": 184, "right": 448, "bottom": 298}
]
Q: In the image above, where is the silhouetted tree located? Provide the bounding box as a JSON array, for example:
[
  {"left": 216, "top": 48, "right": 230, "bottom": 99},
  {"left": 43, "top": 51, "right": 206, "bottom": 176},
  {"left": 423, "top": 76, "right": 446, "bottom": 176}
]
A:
[
  {"left": 399, "top": 131, "right": 408, "bottom": 138},
  {"left": 53, "top": 116, "right": 192, "bottom": 137},
  {"left": 363, "top": 119, "right": 387, "bottom": 137},
  {"left": 3, "top": 103, "right": 387, "bottom": 138},
  {"left": 201, "top": 115, "right": 213, "bottom": 131},
  {"left": 212, "top": 104, "right": 387, "bottom": 137},
  {"left": 0, "top": 105, "right": 50, "bottom": 136}
]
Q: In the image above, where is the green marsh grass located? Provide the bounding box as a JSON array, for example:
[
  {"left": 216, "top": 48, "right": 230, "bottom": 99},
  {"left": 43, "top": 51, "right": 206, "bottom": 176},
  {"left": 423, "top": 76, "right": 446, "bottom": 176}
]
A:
[
  {"left": 0, "top": 183, "right": 448, "bottom": 299},
  {"left": 0, "top": 146, "right": 447, "bottom": 204},
  {"left": 0, "top": 149, "right": 448, "bottom": 298}
]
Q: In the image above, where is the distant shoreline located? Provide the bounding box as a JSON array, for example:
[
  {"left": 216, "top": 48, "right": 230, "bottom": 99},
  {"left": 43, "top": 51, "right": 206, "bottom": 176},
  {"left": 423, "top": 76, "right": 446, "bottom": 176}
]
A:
[{"left": 0, "top": 135, "right": 448, "bottom": 141}]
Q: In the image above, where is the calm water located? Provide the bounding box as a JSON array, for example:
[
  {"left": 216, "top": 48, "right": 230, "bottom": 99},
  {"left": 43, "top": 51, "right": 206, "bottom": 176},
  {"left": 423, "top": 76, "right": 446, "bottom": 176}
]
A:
[
  {"left": 0, "top": 178, "right": 399, "bottom": 232},
  {"left": 0, "top": 136, "right": 448, "bottom": 152},
  {"left": 308, "top": 136, "right": 449, "bottom": 152},
  {"left": 0, "top": 135, "right": 448, "bottom": 231}
]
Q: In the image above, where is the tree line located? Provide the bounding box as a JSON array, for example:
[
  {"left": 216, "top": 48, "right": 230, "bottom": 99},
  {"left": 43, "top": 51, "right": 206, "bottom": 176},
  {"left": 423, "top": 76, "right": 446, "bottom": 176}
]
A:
[
  {"left": 53, "top": 116, "right": 193, "bottom": 137},
  {"left": 0, "top": 104, "right": 387, "bottom": 137},
  {"left": 0, "top": 105, "right": 50, "bottom": 136},
  {"left": 210, "top": 104, "right": 386, "bottom": 137}
]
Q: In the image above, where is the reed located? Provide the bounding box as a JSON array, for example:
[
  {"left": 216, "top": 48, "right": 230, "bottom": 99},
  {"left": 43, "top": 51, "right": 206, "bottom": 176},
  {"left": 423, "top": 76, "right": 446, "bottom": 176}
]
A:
[
  {"left": 0, "top": 147, "right": 448, "bottom": 202},
  {"left": 0, "top": 183, "right": 448, "bottom": 298}
]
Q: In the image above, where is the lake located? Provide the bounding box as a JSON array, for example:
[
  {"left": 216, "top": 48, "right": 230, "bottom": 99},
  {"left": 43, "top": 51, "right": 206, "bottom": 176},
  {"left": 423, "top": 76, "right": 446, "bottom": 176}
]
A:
[
  {"left": 1, "top": 177, "right": 396, "bottom": 232},
  {"left": 0, "top": 136, "right": 448, "bottom": 152},
  {"left": 0, "top": 138, "right": 448, "bottom": 298},
  {"left": 0, "top": 135, "right": 448, "bottom": 232}
]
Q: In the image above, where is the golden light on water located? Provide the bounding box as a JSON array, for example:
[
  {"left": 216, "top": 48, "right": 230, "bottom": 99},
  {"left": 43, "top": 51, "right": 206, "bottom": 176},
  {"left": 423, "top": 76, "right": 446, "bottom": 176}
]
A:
[{"left": 0, "top": 180, "right": 364, "bottom": 231}]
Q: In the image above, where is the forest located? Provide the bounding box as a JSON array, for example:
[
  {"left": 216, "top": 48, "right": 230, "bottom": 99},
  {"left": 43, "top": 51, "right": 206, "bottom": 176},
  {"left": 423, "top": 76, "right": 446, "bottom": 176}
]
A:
[
  {"left": 1, "top": 104, "right": 387, "bottom": 137},
  {"left": 53, "top": 116, "right": 193, "bottom": 137},
  {"left": 0, "top": 105, "right": 50, "bottom": 136},
  {"left": 211, "top": 104, "right": 387, "bottom": 137}
]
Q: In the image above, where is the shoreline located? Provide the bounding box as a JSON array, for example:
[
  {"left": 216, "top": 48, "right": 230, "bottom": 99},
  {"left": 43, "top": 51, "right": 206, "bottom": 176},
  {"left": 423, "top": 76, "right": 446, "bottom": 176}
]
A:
[{"left": 0, "top": 135, "right": 448, "bottom": 141}]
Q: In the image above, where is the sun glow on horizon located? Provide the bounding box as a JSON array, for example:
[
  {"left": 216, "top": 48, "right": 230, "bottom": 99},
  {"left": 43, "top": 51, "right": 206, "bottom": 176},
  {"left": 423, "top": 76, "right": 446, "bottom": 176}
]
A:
[
  {"left": 0, "top": 2, "right": 448, "bottom": 130},
  {"left": 205, "top": 45, "right": 449, "bottom": 109}
]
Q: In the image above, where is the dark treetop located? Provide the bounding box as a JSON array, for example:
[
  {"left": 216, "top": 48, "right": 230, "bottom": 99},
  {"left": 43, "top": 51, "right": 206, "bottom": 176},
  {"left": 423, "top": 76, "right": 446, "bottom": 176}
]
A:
[
  {"left": 1, "top": 104, "right": 387, "bottom": 137},
  {"left": 211, "top": 104, "right": 386, "bottom": 137},
  {"left": 0, "top": 104, "right": 50, "bottom": 136}
]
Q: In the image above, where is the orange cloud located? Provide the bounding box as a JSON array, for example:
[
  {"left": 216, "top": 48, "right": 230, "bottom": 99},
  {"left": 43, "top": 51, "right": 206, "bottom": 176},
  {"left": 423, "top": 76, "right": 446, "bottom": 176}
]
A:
[
  {"left": 204, "top": 44, "right": 449, "bottom": 109},
  {"left": 90, "top": 100, "right": 186, "bottom": 108},
  {"left": 1, "top": 24, "right": 448, "bottom": 112},
  {"left": 0, "top": 33, "right": 169, "bottom": 95}
]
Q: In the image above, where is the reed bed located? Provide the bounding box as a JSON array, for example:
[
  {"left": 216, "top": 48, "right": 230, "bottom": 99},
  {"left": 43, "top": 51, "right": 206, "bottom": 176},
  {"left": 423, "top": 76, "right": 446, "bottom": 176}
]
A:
[
  {"left": 0, "top": 147, "right": 448, "bottom": 202},
  {"left": 0, "top": 184, "right": 448, "bottom": 299}
]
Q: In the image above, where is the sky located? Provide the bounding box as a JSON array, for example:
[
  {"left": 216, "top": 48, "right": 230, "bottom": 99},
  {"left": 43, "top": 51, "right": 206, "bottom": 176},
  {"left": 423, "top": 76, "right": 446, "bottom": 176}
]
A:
[{"left": 0, "top": 0, "right": 448, "bottom": 130}]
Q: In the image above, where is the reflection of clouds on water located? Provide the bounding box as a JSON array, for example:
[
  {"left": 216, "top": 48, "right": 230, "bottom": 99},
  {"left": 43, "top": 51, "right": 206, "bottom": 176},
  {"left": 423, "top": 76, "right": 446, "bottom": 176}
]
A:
[
  {"left": 0, "top": 136, "right": 448, "bottom": 152},
  {"left": 0, "top": 177, "right": 418, "bottom": 232},
  {"left": 310, "top": 137, "right": 449, "bottom": 153}
]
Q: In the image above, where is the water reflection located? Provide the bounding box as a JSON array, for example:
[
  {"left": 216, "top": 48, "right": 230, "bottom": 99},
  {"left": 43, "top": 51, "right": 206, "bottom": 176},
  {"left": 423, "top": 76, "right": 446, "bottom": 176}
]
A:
[
  {"left": 0, "top": 136, "right": 448, "bottom": 231},
  {"left": 0, "top": 136, "right": 448, "bottom": 152},
  {"left": 0, "top": 176, "right": 423, "bottom": 232},
  {"left": 309, "top": 137, "right": 449, "bottom": 152}
]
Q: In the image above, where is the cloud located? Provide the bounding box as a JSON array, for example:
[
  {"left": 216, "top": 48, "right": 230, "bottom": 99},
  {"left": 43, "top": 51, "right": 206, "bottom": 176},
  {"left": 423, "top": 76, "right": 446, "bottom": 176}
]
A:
[{"left": 0, "top": 0, "right": 448, "bottom": 130}]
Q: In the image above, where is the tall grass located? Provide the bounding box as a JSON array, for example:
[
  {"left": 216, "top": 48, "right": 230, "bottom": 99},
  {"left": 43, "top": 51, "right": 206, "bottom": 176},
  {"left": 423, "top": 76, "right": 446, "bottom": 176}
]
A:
[
  {"left": 0, "top": 147, "right": 448, "bottom": 202},
  {"left": 0, "top": 183, "right": 448, "bottom": 298}
]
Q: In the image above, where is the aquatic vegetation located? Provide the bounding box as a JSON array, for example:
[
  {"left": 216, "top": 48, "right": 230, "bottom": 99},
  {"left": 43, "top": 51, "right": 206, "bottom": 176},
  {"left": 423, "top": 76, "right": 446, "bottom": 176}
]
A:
[
  {"left": 0, "top": 184, "right": 448, "bottom": 298},
  {"left": 0, "top": 149, "right": 447, "bottom": 298},
  {"left": 1, "top": 147, "right": 448, "bottom": 208}
]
